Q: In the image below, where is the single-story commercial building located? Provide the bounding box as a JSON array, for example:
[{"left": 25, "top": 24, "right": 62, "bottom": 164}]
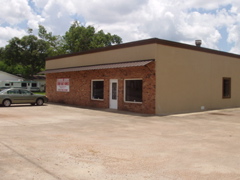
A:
[{"left": 44, "top": 38, "right": 240, "bottom": 115}]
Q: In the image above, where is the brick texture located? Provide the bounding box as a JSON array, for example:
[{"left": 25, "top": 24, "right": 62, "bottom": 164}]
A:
[{"left": 46, "top": 62, "right": 155, "bottom": 114}]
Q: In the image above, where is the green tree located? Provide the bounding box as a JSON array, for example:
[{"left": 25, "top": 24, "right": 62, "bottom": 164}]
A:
[
  {"left": 1, "top": 23, "right": 123, "bottom": 77},
  {"left": 3, "top": 35, "right": 48, "bottom": 79},
  {"left": 38, "top": 25, "right": 65, "bottom": 56},
  {"left": 0, "top": 61, "right": 24, "bottom": 75},
  {"left": 0, "top": 46, "right": 24, "bottom": 75},
  {"left": 0, "top": 47, "right": 4, "bottom": 58},
  {"left": 63, "top": 21, "right": 122, "bottom": 53}
]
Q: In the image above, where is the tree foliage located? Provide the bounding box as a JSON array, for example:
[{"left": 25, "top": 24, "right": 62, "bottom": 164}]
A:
[
  {"left": 38, "top": 25, "right": 65, "bottom": 56},
  {"left": 63, "top": 21, "right": 122, "bottom": 53},
  {"left": 0, "top": 22, "right": 122, "bottom": 78},
  {"left": 3, "top": 35, "right": 48, "bottom": 79}
]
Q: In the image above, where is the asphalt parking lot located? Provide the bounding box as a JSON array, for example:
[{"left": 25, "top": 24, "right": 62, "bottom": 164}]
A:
[{"left": 0, "top": 103, "right": 240, "bottom": 180}]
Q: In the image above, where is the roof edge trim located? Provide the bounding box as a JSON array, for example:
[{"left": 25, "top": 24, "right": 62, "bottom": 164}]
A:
[{"left": 46, "top": 38, "right": 240, "bottom": 61}]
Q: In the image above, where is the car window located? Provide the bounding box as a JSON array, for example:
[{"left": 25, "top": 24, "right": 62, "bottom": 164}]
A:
[
  {"left": 0, "top": 89, "right": 9, "bottom": 94},
  {"left": 20, "top": 90, "right": 32, "bottom": 95},
  {"left": 7, "top": 90, "right": 21, "bottom": 94},
  {"left": 0, "top": 90, "right": 5, "bottom": 94}
]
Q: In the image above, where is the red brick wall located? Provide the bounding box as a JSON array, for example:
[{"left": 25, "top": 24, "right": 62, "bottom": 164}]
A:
[{"left": 46, "top": 62, "right": 155, "bottom": 114}]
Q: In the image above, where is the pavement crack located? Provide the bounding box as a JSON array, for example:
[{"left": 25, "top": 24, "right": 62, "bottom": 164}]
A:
[{"left": 0, "top": 141, "right": 62, "bottom": 180}]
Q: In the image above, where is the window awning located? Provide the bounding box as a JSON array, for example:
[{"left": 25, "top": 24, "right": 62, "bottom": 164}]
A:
[{"left": 41, "top": 59, "right": 154, "bottom": 74}]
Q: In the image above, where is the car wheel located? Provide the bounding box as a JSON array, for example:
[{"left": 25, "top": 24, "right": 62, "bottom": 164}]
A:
[
  {"left": 3, "top": 99, "right": 11, "bottom": 107},
  {"left": 36, "top": 98, "right": 44, "bottom": 106}
]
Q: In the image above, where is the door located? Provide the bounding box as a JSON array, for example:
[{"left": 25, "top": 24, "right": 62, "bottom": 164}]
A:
[
  {"left": 109, "top": 79, "right": 118, "bottom": 109},
  {"left": 19, "top": 89, "right": 35, "bottom": 103},
  {"left": 6, "top": 89, "right": 22, "bottom": 103}
]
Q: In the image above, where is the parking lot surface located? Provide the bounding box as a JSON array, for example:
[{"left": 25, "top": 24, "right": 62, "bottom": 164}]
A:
[{"left": 0, "top": 103, "right": 240, "bottom": 180}]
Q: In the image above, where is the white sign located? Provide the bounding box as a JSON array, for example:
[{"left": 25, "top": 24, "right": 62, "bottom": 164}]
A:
[{"left": 57, "top": 78, "right": 70, "bottom": 92}]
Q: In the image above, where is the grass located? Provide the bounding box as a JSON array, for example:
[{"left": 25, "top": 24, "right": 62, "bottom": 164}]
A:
[{"left": 34, "top": 92, "right": 46, "bottom": 95}]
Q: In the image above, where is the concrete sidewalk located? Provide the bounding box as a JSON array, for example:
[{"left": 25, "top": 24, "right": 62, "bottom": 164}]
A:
[{"left": 0, "top": 104, "right": 240, "bottom": 180}]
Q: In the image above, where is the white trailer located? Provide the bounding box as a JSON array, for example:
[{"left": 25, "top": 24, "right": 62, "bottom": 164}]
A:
[{"left": 0, "top": 80, "right": 45, "bottom": 92}]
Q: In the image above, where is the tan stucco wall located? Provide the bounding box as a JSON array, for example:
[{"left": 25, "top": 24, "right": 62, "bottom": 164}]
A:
[
  {"left": 155, "top": 44, "right": 240, "bottom": 114},
  {"left": 46, "top": 44, "right": 157, "bottom": 70}
]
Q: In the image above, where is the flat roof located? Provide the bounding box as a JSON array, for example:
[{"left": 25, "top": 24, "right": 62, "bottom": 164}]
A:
[{"left": 46, "top": 38, "right": 240, "bottom": 61}]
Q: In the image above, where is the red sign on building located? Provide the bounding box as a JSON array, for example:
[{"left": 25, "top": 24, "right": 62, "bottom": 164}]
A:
[{"left": 57, "top": 78, "right": 70, "bottom": 92}]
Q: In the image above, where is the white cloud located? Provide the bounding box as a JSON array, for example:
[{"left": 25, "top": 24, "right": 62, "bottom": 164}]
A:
[
  {"left": 227, "top": 3, "right": 240, "bottom": 54},
  {"left": 60, "top": 0, "right": 237, "bottom": 51},
  {"left": 228, "top": 24, "right": 240, "bottom": 54},
  {"left": 184, "top": 0, "right": 231, "bottom": 10},
  {"left": 32, "top": 0, "right": 49, "bottom": 9},
  {"left": 31, "top": 0, "right": 77, "bottom": 34},
  {"left": 0, "top": 0, "right": 45, "bottom": 32},
  {"left": 27, "top": 15, "right": 45, "bottom": 29},
  {"left": 76, "top": 0, "right": 148, "bottom": 23},
  {"left": 0, "top": 27, "right": 26, "bottom": 47},
  {"left": 0, "top": 0, "right": 240, "bottom": 54},
  {"left": 0, "top": 0, "right": 33, "bottom": 25}
]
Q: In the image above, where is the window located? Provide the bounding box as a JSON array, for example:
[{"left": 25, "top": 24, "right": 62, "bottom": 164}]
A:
[
  {"left": 5, "top": 83, "right": 10, "bottom": 86},
  {"left": 7, "top": 89, "right": 20, "bottom": 95},
  {"left": 223, "top": 78, "right": 231, "bottom": 98},
  {"left": 112, "top": 82, "right": 117, "bottom": 100},
  {"left": 32, "top": 83, "right": 37, "bottom": 87},
  {"left": 92, "top": 80, "right": 104, "bottom": 100},
  {"left": 20, "top": 89, "right": 31, "bottom": 95},
  {"left": 22, "top": 83, "right": 27, "bottom": 87},
  {"left": 125, "top": 79, "right": 142, "bottom": 102}
]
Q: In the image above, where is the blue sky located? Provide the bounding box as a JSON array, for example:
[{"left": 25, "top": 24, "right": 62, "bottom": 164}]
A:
[{"left": 0, "top": 0, "right": 240, "bottom": 54}]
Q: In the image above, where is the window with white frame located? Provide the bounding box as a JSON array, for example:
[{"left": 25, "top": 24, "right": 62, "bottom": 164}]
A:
[
  {"left": 125, "top": 79, "right": 142, "bottom": 102},
  {"left": 92, "top": 80, "right": 104, "bottom": 100}
]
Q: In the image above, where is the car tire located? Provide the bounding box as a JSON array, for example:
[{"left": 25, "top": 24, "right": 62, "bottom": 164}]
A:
[
  {"left": 3, "top": 99, "right": 11, "bottom": 107},
  {"left": 36, "top": 98, "right": 44, "bottom": 106}
]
